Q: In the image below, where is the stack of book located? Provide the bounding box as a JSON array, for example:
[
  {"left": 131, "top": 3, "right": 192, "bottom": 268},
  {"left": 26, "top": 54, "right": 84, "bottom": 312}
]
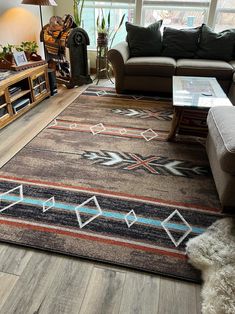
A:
[
  {"left": 12, "top": 98, "right": 30, "bottom": 114},
  {"left": 9, "top": 86, "right": 22, "bottom": 96}
]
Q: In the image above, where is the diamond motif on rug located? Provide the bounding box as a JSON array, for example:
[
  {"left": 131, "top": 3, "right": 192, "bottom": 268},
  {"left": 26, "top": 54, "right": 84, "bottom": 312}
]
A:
[
  {"left": 125, "top": 210, "right": 138, "bottom": 228},
  {"left": 75, "top": 196, "right": 102, "bottom": 228},
  {"left": 161, "top": 210, "right": 193, "bottom": 247}
]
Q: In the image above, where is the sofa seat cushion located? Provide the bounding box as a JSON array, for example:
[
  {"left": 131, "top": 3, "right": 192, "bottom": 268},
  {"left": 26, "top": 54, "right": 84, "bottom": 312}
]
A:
[
  {"left": 125, "top": 57, "right": 176, "bottom": 76},
  {"left": 176, "top": 59, "right": 233, "bottom": 80},
  {"left": 207, "top": 107, "right": 235, "bottom": 174}
]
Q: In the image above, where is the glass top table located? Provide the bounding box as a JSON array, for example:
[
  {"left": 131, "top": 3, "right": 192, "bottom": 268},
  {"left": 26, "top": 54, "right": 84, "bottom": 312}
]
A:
[
  {"left": 173, "top": 76, "right": 232, "bottom": 108},
  {"left": 167, "top": 76, "right": 232, "bottom": 141}
]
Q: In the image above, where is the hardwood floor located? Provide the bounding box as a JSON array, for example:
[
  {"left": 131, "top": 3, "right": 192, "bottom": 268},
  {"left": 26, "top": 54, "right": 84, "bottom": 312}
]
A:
[{"left": 0, "top": 81, "right": 201, "bottom": 314}]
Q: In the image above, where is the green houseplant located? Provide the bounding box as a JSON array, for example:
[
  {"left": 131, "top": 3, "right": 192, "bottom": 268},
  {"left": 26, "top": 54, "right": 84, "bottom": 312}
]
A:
[
  {"left": 96, "top": 10, "right": 125, "bottom": 48},
  {"left": 0, "top": 44, "right": 15, "bottom": 63},
  {"left": 73, "top": 0, "right": 85, "bottom": 27},
  {"left": 17, "top": 41, "right": 39, "bottom": 61}
]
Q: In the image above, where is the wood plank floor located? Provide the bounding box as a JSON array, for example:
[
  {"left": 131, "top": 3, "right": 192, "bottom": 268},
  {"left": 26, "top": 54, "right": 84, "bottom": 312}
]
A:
[{"left": 0, "top": 81, "right": 202, "bottom": 314}]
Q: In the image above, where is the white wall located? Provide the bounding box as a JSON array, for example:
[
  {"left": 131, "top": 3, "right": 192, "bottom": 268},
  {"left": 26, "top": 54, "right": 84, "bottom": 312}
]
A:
[{"left": 0, "top": 0, "right": 54, "bottom": 56}]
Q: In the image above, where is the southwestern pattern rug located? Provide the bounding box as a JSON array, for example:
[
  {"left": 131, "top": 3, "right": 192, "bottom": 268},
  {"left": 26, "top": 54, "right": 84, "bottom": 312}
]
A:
[{"left": 0, "top": 86, "right": 224, "bottom": 282}]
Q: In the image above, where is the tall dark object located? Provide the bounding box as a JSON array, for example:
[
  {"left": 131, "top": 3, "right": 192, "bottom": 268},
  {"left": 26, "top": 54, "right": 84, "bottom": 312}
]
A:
[
  {"left": 94, "top": 33, "right": 113, "bottom": 85},
  {"left": 21, "top": 0, "right": 57, "bottom": 57},
  {"left": 42, "top": 25, "right": 92, "bottom": 88},
  {"left": 60, "top": 27, "right": 92, "bottom": 88}
]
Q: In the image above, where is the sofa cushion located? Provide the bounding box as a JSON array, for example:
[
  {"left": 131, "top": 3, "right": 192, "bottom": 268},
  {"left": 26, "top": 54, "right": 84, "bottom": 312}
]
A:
[
  {"left": 176, "top": 59, "right": 233, "bottom": 80},
  {"left": 126, "top": 21, "right": 163, "bottom": 57},
  {"left": 125, "top": 57, "right": 176, "bottom": 76},
  {"left": 207, "top": 107, "right": 235, "bottom": 174},
  {"left": 162, "top": 26, "right": 201, "bottom": 59},
  {"left": 197, "top": 24, "right": 235, "bottom": 61}
]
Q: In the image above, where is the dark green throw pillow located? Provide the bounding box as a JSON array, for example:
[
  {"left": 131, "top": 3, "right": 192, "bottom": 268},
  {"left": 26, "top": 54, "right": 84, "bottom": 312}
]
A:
[
  {"left": 126, "top": 21, "right": 163, "bottom": 57},
  {"left": 161, "top": 26, "right": 201, "bottom": 59},
  {"left": 197, "top": 24, "right": 235, "bottom": 61}
]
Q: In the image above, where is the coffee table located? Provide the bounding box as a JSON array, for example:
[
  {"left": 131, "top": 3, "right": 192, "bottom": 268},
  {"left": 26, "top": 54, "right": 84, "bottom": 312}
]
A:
[{"left": 167, "top": 76, "right": 232, "bottom": 141}]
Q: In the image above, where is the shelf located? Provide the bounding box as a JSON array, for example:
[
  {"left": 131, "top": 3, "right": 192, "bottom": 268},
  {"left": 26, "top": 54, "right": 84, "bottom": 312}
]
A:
[
  {"left": 0, "top": 113, "right": 10, "bottom": 121},
  {"left": 33, "top": 81, "right": 46, "bottom": 89},
  {"left": 10, "top": 90, "right": 31, "bottom": 102},
  {"left": 0, "top": 64, "right": 50, "bottom": 130},
  {"left": 0, "top": 103, "right": 7, "bottom": 110}
]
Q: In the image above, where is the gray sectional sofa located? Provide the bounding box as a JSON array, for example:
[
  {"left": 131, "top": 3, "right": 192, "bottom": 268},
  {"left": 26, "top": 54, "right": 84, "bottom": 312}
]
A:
[
  {"left": 207, "top": 107, "right": 235, "bottom": 213},
  {"left": 108, "top": 41, "right": 235, "bottom": 103}
]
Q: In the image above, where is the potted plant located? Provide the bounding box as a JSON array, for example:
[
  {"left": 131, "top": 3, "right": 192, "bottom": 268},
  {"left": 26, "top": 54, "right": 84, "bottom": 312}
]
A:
[
  {"left": 95, "top": 11, "right": 125, "bottom": 81},
  {"left": 96, "top": 10, "right": 125, "bottom": 48},
  {"left": 0, "top": 44, "right": 15, "bottom": 64},
  {"left": 17, "top": 41, "right": 39, "bottom": 61}
]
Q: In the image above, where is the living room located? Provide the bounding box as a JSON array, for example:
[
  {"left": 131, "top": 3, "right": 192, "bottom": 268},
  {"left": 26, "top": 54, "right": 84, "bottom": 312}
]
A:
[{"left": 0, "top": 0, "right": 234, "bottom": 314}]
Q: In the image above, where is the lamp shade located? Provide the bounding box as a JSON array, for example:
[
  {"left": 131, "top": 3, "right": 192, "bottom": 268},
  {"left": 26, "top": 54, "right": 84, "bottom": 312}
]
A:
[{"left": 21, "top": 0, "right": 57, "bottom": 5}]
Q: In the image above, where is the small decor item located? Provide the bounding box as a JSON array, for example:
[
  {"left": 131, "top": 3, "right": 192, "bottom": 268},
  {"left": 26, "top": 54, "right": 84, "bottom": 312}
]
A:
[
  {"left": 30, "top": 52, "right": 42, "bottom": 61},
  {"left": 13, "top": 51, "right": 28, "bottom": 66}
]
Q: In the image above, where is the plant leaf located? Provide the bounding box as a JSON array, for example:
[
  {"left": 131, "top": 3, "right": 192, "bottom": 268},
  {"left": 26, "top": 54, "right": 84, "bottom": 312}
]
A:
[
  {"left": 109, "top": 13, "right": 126, "bottom": 48},
  {"left": 107, "top": 11, "right": 110, "bottom": 29}
]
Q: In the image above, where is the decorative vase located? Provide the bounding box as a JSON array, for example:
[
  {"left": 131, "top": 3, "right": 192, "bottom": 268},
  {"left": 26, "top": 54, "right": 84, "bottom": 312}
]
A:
[
  {"left": 97, "top": 32, "right": 108, "bottom": 47},
  {"left": 24, "top": 51, "right": 31, "bottom": 61}
]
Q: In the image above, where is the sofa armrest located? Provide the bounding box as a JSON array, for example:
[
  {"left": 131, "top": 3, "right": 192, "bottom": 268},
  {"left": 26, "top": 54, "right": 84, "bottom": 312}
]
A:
[
  {"left": 107, "top": 42, "right": 130, "bottom": 93},
  {"left": 228, "top": 69, "right": 235, "bottom": 106}
]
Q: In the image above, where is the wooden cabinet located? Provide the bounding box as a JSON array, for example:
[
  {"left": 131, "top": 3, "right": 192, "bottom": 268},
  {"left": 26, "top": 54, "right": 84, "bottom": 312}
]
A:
[{"left": 0, "top": 65, "right": 50, "bottom": 130}]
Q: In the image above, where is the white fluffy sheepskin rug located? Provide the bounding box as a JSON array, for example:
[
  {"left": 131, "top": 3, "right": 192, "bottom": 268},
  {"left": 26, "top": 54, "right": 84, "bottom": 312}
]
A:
[{"left": 186, "top": 218, "right": 235, "bottom": 314}]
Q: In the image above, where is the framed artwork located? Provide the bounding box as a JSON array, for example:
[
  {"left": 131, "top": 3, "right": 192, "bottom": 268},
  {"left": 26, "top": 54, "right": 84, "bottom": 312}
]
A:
[{"left": 13, "top": 51, "right": 28, "bottom": 66}]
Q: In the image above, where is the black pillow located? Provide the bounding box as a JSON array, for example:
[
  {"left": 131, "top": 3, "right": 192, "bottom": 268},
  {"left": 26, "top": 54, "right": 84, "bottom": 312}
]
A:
[
  {"left": 126, "top": 21, "right": 163, "bottom": 57},
  {"left": 197, "top": 24, "right": 235, "bottom": 61},
  {"left": 161, "top": 26, "right": 201, "bottom": 59}
]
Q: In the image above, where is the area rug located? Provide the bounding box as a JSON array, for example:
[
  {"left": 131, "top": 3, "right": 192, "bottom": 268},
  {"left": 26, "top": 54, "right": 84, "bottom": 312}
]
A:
[
  {"left": 0, "top": 86, "right": 224, "bottom": 282},
  {"left": 186, "top": 218, "right": 235, "bottom": 313}
]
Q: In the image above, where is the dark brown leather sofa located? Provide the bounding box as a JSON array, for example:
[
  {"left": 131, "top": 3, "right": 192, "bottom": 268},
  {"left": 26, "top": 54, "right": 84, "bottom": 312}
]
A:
[{"left": 108, "top": 41, "right": 235, "bottom": 104}]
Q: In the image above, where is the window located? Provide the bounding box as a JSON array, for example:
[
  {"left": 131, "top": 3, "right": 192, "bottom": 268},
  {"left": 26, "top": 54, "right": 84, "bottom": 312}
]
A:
[
  {"left": 80, "top": 0, "right": 235, "bottom": 49},
  {"left": 83, "top": 1, "right": 135, "bottom": 49},
  {"left": 214, "top": 0, "right": 235, "bottom": 31},
  {"left": 142, "top": 1, "right": 210, "bottom": 28}
]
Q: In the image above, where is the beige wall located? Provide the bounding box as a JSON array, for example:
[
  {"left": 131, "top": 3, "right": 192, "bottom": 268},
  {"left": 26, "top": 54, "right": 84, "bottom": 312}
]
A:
[
  {"left": 0, "top": 0, "right": 54, "bottom": 56},
  {"left": 55, "top": 0, "right": 96, "bottom": 68},
  {"left": 0, "top": 0, "right": 95, "bottom": 68},
  {"left": 54, "top": 0, "right": 73, "bottom": 17}
]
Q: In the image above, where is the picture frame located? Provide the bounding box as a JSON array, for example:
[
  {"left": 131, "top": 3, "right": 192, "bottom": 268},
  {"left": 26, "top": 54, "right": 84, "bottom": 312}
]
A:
[{"left": 13, "top": 51, "right": 28, "bottom": 66}]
